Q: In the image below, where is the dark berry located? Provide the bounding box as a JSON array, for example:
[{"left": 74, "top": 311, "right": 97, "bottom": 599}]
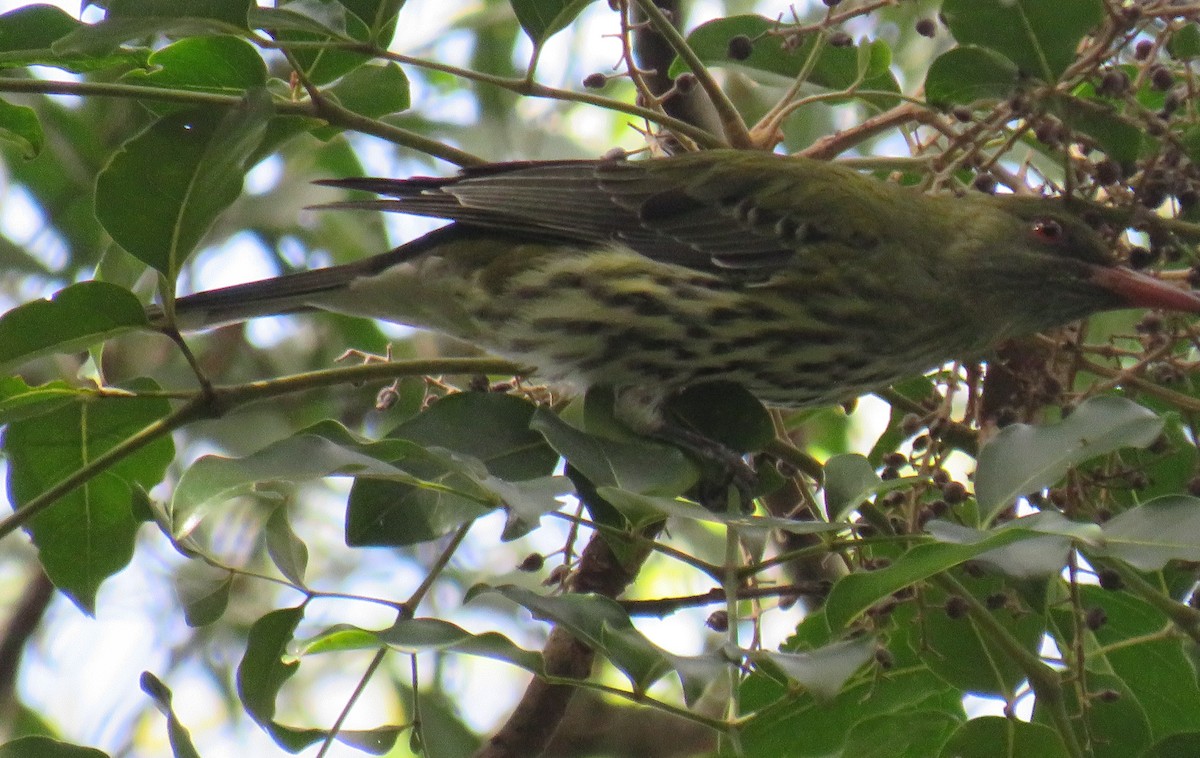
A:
[
  {"left": 1097, "top": 569, "right": 1123, "bottom": 591},
  {"left": 727, "top": 34, "right": 753, "bottom": 61},
  {"left": 1128, "top": 246, "right": 1154, "bottom": 269},
  {"left": 1151, "top": 65, "right": 1174, "bottom": 91},
  {"left": 973, "top": 174, "right": 997, "bottom": 194},
  {"left": 517, "top": 553, "right": 545, "bottom": 572},
  {"left": 706, "top": 610, "right": 729, "bottom": 632},
  {"left": 942, "top": 481, "right": 968, "bottom": 504},
  {"left": 828, "top": 31, "right": 853, "bottom": 48},
  {"left": 1094, "top": 158, "right": 1122, "bottom": 185},
  {"left": 1034, "top": 119, "right": 1061, "bottom": 146},
  {"left": 945, "top": 595, "right": 969, "bottom": 619},
  {"left": 1098, "top": 69, "right": 1130, "bottom": 97}
]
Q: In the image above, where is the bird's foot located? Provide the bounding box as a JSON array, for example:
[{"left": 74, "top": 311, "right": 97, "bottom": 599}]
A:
[{"left": 652, "top": 423, "right": 759, "bottom": 512}]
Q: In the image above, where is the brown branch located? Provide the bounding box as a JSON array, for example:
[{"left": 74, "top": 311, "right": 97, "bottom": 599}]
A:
[
  {"left": 800, "top": 102, "right": 949, "bottom": 160},
  {"left": 0, "top": 567, "right": 54, "bottom": 721},
  {"left": 474, "top": 518, "right": 656, "bottom": 758},
  {"left": 629, "top": 0, "right": 721, "bottom": 152},
  {"left": 620, "top": 581, "right": 830, "bottom": 617}
]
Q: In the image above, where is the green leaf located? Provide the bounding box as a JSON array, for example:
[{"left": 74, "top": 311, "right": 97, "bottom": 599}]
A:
[
  {"left": 0, "top": 5, "right": 146, "bottom": 72},
  {"left": 938, "top": 716, "right": 1068, "bottom": 758},
  {"left": 0, "top": 5, "right": 81, "bottom": 51},
  {"left": 344, "top": 471, "right": 497, "bottom": 547},
  {"left": 486, "top": 585, "right": 727, "bottom": 703},
  {"left": 1168, "top": 24, "right": 1200, "bottom": 60},
  {"left": 0, "top": 282, "right": 146, "bottom": 374},
  {"left": 4, "top": 381, "right": 174, "bottom": 614},
  {"left": 139, "top": 672, "right": 202, "bottom": 758},
  {"left": 169, "top": 425, "right": 404, "bottom": 534},
  {"left": 55, "top": 0, "right": 253, "bottom": 55},
  {"left": 1094, "top": 495, "right": 1200, "bottom": 570},
  {"left": 174, "top": 563, "right": 233, "bottom": 627},
  {"left": 925, "top": 46, "right": 1020, "bottom": 107},
  {"left": 119, "top": 35, "right": 268, "bottom": 108},
  {"left": 664, "top": 381, "right": 774, "bottom": 453},
  {"left": 0, "top": 377, "right": 86, "bottom": 428},
  {"left": 0, "top": 97, "right": 43, "bottom": 158},
  {"left": 0, "top": 737, "right": 109, "bottom": 758},
  {"left": 843, "top": 710, "right": 961, "bottom": 758},
  {"left": 356, "top": 395, "right": 569, "bottom": 545},
  {"left": 169, "top": 403, "right": 554, "bottom": 548},
  {"left": 338, "top": 0, "right": 404, "bottom": 41},
  {"left": 1043, "top": 604, "right": 1155, "bottom": 755},
  {"left": 598, "top": 487, "right": 846, "bottom": 535},
  {"left": 974, "top": 396, "right": 1165, "bottom": 522},
  {"left": 1102, "top": 416, "right": 1197, "bottom": 509},
  {"left": 268, "top": 0, "right": 364, "bottom": 36},
  {"left": 1057, "top": 94, "right": 1144, "bottom": 166},
  {"left": 249, "top": 5, "right": 349, "bottom": 36},
  {"left": 532, "top": 406, "right": 697, "bottom": 496},
  {"left": 823, "top": 453, "right": 881, "bottom": 520},
  {"left": 304, "top": 617, "right": 545, "bottom": 675},
  {"left": 750, "top": 637, "right": 874, "bottom": 700},
  {"left": 262, "top": 0, "right": 372, "bottom": 85},
  {"left": 941, "top": 0, "right": 1105, "bottom": 81},
  {"left": 95, "top": 90, "right": 272, "bottom": 279},
  {"left": 918, "top": 574, "right": 1047, "bottom": 696},
  {"left": 265, "top": 506, "right": 308, "bottom": 585},
  {"left": 679, "top": 15, "right": 901, "bottom": 109},
  {"left": 510, "top": 0, "right": 595, "bottom": 46},
  {"left": 168, "top": 419, "right": 503, "bottom": 547},
  {"left": 1146, "top": 734, "right": 1200, "bottom": 757},
  {"left": 1074, "top": 587, "right": 1200, "bottom": 737},
  {"left": 823, "top": 527, "right": 1044, "bottom": 631},
  {"left": 393, "top": 393, "right": 557, "bottom": 481},
  {"left": 107, "top": 0, "right": 252, "bottom": 24},
  {"left": 236, "top": 607, "right": 325, "bottom": 752},
  {"left": 325, "top": 61, "right": 409, "bottom": 117},
  {"left": 925, "top": 511, "right": 1101, "bottom": 578},
  {"left": 738, "top": 605, "right": 964, "bottom": 755}
]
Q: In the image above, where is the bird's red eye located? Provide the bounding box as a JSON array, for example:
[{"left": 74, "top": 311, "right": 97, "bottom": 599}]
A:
[{"left": 1031, "top": 218, "right": 1064, "bottom": 243}]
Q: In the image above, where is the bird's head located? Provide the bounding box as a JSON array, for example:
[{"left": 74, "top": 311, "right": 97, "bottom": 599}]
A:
[{"left": 948, "top": 195, "right": 1200, "bottom": 341}]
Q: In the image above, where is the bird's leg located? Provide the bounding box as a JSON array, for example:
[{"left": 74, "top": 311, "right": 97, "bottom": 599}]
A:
[
  {"left": 612, "top": 383, "right": 768, "bottom": 511},
  {"left": 649, "top": 422, "right": 760, "bottom": 511}
]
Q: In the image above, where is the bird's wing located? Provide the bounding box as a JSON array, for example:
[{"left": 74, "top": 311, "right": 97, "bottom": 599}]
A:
[{"left": 315, "top": 151, "right": 885, "bottom": 276}]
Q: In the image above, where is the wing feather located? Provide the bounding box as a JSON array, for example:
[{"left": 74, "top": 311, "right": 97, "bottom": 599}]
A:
[{"left": 314, "top": 151, "right": 879, "bottom": 275}]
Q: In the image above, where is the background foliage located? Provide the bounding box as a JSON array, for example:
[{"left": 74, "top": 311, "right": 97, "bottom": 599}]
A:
[{"left": 2, "top": 0, "right": 1200, "bottom": 756}]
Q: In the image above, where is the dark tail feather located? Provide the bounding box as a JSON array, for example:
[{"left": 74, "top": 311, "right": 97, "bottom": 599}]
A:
[{"left": 149, "top": 226, "right": 459, "bottom": 331}]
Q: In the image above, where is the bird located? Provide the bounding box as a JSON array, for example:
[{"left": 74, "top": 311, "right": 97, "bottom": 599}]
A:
[{"left": 154, "top": 149, "right": 1200, "bottom": 431}]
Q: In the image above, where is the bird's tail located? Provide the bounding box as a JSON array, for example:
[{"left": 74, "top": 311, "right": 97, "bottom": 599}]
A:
[{"left": 147, "top": 226, "right": 458, "bottom": 332}]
